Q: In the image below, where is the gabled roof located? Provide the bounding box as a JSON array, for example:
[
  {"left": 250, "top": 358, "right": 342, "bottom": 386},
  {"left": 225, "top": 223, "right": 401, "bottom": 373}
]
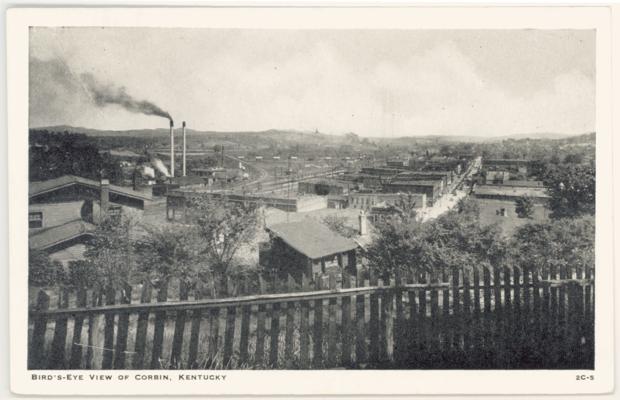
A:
[
  {"left": 29, "top": 175, "right": 152, "bottom": 201},
  {"left": 29, "top": 220, "right": 95, "bottom": 251},
  {"left": 267, "top": 219, "right": 358, "bottom": 260}
]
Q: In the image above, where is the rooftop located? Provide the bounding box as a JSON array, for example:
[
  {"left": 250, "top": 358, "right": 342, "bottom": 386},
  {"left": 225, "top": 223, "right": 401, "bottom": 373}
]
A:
[
  {"left": 29, "top": 220, "right": 95, "bottom": 251},
  {"left": 267, "top": 219, "right": 358, "bottom": 260},
  {"left": 474, "top": 185, "right": 549, "bottom": 198},
  {"left": 387, "top": 180, "right": 441, "bottom": 187},
  {"left": 29, "top": 175, "right": 152, "bottom": 202}
]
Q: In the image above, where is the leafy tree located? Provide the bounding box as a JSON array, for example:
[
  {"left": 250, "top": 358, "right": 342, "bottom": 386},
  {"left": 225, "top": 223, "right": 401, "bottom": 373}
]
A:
[
  {"left": 83, "top": 216, "right": 135, "bottom": 290},
  {"left": 29, "top": 249, "right": 65, "bottom": 287},
  {"left": 134, "top": 223, "right": 206, "bottom": 290},
  {"left": 187, "top": 196, "right": 259, "bottom": 295},
  {"left": 366, "top": 208, "right": 508, "bottom": 280},
  {"left": 515, "top": 196, "right": 535, "bottom": 219},
  {"left": 511, "top": 216, "right": 594, "bottom": 276},
  {"left": 543, "top": 164, "right": 595, "bottom": 218}
]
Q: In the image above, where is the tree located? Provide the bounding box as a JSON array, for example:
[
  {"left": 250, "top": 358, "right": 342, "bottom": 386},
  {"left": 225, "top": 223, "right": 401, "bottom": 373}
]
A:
[
  {"left": 543, "top": 164, "right": 595, "bottom": 218},
  {"left": 511, "top": 216, "right": 594, "bottom": 276},
  {"left": 187, "top": 196, "right": 260, "bottom": 295},
  {"left": 29, "top": 249, "right": 65, "bottom": 287},
  {"left": 515, "top": 196, "right": 535, "bottom": 219},
  {"left": 134, "top": 223, "right": 207, "bottom": 291},
  {"left": 83, "top": 216, "right": 135, "bottom": 290},
  {"left": 366, "top": 208, "right": 508, "bottom": 281}
]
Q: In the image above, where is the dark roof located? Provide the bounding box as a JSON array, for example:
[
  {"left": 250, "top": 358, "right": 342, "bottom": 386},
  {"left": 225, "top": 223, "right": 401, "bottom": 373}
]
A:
[
  {"left": 29, "top": 220, "right": 95, "bottom": 250},
  {"left": 387, "top": 180, "right": 441, "bottom": 187},
  {"left": 267, "top": 219, "right": 358, "bottom": 260},
  {"left": 473, "top": 185, "right": 549, "bottom": 198},
  {"left": 29, "top": 175, "right": 152, "bottom": 201}
]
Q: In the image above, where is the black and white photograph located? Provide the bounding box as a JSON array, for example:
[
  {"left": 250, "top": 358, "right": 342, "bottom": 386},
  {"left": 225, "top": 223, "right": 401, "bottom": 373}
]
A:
[{"left": 6, "top": 5, "right": 617, "bottom": 397}]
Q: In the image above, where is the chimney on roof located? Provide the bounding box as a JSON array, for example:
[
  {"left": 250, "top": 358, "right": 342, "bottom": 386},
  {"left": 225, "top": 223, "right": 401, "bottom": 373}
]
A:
[
  {"left": 100, "top": 179, "right": 110, "bottom": 220},
  {"left": 170, "top": 119, "right": 175, "bottom": 178},
  {"left": 182, "top": 121, "right": 187, "bottom": 177},
  {"left": 359, "top": 209, "right": 367, "bottom": 236}
]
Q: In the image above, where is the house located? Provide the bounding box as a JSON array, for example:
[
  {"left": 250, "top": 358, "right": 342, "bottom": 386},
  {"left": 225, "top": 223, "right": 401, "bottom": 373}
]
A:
[
  {"left": 29, "top": 175, "right": 150, "bottom": 266},
  {"left": 259, "top": 219, "right": 359, "bottom": 280}
]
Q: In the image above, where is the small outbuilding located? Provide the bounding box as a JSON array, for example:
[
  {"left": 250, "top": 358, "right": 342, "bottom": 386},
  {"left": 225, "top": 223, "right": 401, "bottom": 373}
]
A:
[{"left": 259, "top": 219, "right": 359, "bottom": 280}]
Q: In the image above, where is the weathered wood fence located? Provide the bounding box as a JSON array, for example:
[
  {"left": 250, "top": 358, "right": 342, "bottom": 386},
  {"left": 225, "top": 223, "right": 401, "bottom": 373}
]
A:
[{"left": 28, "top": 264, "right": 594, "bottom": 370}]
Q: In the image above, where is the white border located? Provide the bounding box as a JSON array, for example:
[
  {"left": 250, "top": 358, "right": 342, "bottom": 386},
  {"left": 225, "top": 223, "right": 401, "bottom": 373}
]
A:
[{"left": 7, "top": 6, "right": 615, "bottom": 395}]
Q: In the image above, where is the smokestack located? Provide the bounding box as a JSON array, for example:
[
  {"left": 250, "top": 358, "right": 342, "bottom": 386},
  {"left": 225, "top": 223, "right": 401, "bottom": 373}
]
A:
[
  {"left": 169, "top": 119, "right": 175, "bottom": 178},
  {"left": 100, "top": 179, "right": 110, "bottom": 220},
  {"left": 182, "top": 121, "right": 187, "bottom": 177}
]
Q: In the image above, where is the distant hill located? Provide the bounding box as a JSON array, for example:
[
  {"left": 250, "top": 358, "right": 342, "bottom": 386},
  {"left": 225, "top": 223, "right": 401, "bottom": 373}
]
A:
[{"left": 32, "top": 125, "right": 589, "bottom": 144}]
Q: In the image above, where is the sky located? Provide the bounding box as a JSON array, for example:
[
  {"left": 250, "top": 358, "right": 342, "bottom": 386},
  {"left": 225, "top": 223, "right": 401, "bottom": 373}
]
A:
[{"left": 29, "top": 28, "right": 595, "bottom": 137}]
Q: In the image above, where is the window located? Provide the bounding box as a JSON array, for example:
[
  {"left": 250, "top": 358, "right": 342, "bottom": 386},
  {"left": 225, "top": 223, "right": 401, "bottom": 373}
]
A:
[{"left": 29, "top": 212, "right": 43, "bottom": 229}]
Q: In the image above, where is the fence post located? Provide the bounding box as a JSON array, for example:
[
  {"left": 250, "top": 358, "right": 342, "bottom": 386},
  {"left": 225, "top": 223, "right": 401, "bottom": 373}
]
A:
[{"left": 29, "top": 290, "right": 50, "bottom": 369}]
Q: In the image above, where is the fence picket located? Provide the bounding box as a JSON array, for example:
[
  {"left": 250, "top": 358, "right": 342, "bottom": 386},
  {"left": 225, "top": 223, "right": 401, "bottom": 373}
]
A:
[
  {"left": 269, "top": 303, "right": 280, "bottom": 367},
  {"left": 170, "top": 281, "right": 190, "bottom": 369},
  {"left": 341, "top": 273, "right": 353, "bottom": 366},
  {"left": 187, "top": 287, "right": 204, "bottom": 369},
  {"left": 29, "top": 290, "right": 50, "bottom": 369},
  {"left": 312, "top": 291, "right": 324, "bottom": 368},
  {"left": 48, "top": 287, "right": 70, "bottom": 369},
  {"left": 368, "top": 273, "right": 380, "bottom": 363},
  {"left": 299, "top": 274, "right": 311, "bottom": 368},
  {"left": 206, "top": 308, "right": 221, "bottom": 368},
  {"left": 223, "top": 306, "right": 237, "bottom": 368},
  {"left": 132, "top": 281, "right": 152, "bottom": 369},
  {"left": 68, "top": 288, "right": 88, "bottom": 369},
  {"left": 113, "top": 283, "right": 132, "bottom": 369},
  {"left": 150, "top": 281, "right": 169, "bottom": 369},
  {"left": 85, "top": 288, "right": 102, "bottom": 369},
  {"left": 327, "top": 272, "right": 338, "bottom": 367},
  {"left": 254, "top": 277, "right": 267, "bottom": 366},
  {"left": 284, "top": 275, "right": 296, "bottom": 367}
]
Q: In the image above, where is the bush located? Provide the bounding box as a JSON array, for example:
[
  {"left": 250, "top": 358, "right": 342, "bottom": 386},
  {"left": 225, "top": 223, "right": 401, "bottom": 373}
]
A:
[
  {"left": 66, "top": 260, "right": 100, "bottom": 288},
  {"left": 29, "top": 249, "right": 65, "bottom": 286}
]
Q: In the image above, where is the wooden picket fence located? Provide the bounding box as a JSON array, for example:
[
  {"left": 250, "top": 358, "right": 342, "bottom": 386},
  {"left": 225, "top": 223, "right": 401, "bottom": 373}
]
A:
[{"left": 28, "top": 264, "right": 594, "bottom": 370}]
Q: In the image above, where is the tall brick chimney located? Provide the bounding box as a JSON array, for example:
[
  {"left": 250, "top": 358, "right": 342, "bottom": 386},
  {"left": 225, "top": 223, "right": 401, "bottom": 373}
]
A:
[{"left": 100, "top": 179, "right": 110, "bottom": 220}]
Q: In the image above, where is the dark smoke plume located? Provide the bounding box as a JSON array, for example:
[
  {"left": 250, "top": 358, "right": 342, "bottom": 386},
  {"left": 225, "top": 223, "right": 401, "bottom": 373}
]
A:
[{"left": 80, "top": 73, "right": 172, "bottom": 121}]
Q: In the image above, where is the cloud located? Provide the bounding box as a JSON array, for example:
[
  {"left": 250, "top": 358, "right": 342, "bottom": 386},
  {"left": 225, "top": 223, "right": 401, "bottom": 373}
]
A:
[{"left": 29, "top": 32, "right": 594, "bottom": 137}]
